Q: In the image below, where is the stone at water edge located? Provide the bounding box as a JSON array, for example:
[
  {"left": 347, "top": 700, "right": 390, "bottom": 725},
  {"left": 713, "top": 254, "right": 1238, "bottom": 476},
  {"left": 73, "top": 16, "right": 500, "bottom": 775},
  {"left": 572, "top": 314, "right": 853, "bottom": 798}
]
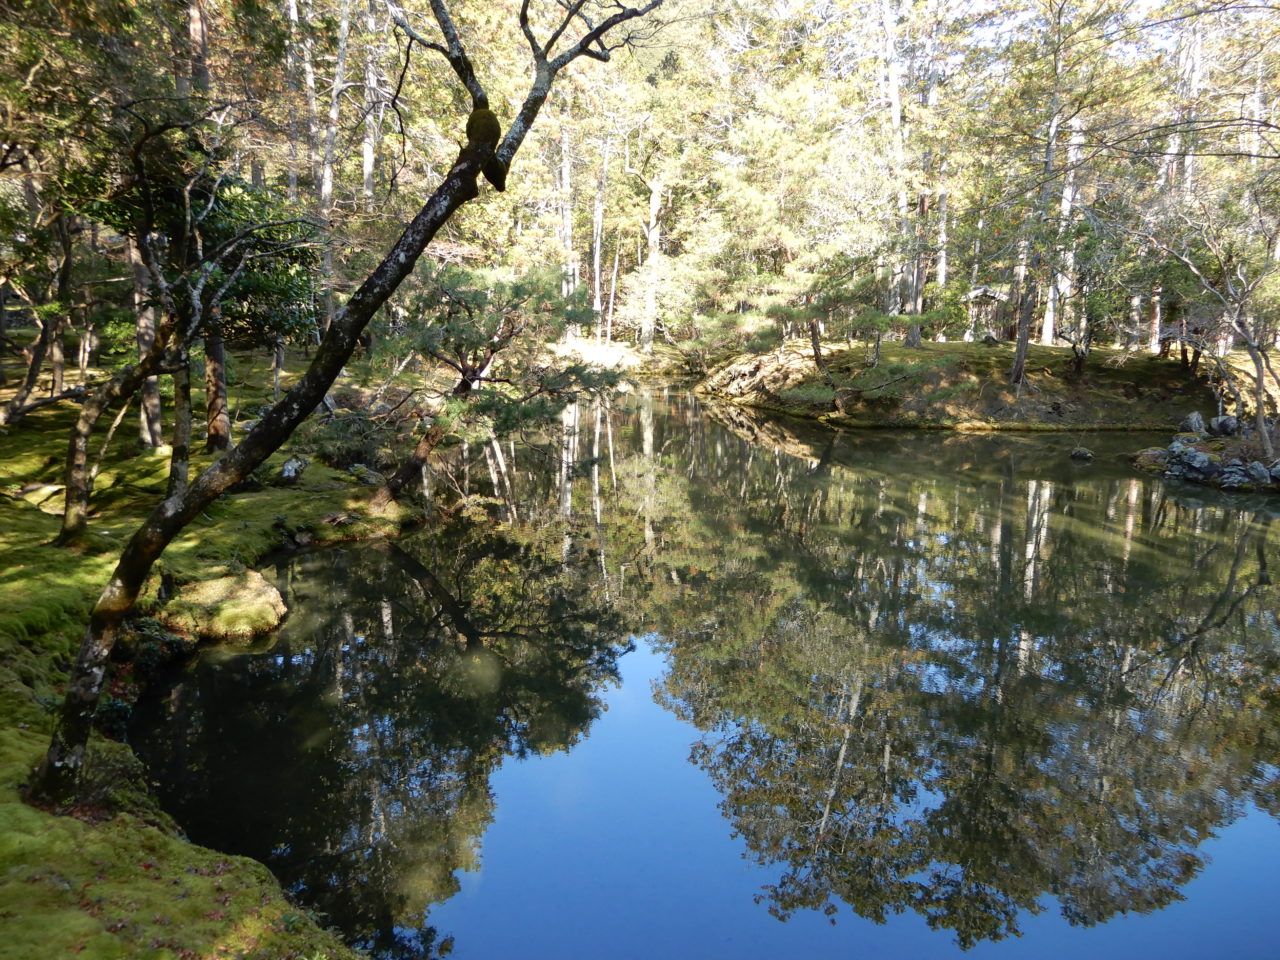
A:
[
  {"left": 1208, "top": 415, "right": 1242, "bottom": 437},
  {"left": 1247, "top": 461, "right": 1273, "bottom": 486},
  {"left": 1179, "top": 411, "right": 1206, "bottom": 435}
]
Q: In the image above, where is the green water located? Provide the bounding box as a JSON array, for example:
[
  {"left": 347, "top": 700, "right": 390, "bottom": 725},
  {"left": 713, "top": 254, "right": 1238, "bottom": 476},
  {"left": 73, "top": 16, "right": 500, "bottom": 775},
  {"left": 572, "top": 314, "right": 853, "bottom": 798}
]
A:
[{"left": 130, "top": 391, "right": 1280, "bottom": 959}]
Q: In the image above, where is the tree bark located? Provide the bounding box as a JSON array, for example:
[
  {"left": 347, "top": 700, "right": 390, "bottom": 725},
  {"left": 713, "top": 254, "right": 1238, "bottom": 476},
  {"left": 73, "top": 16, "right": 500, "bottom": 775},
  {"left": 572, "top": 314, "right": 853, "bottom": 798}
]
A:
[
  {"left": 0, "top": 312, "right": 52, "bottom": 426},
  {"left": 203, "top": 323, "right": 231, "bottom": 451},
  {"left": 373, "top": 421, "right": 447, "bottom": 508},
  {"left": 361, "top": 0, "right": 384, "bottom": 210},
  {"left": 319, "top": 0, "right": 352, "bottom": 333},
  {"left": 128, "top": 237, "right": 164, "bottom": 447},
  {"left": 168, "top": 358, "right": 194, "bottom": 497},
  {"left": 55, "top": 348, "right": 170, "bottom": 546}
]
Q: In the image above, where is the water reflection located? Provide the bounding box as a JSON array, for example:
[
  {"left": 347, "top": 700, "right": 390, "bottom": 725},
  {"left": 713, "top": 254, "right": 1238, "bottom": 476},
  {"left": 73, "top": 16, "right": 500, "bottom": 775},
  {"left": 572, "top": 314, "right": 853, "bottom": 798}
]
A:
[
  {"left": 646, "top": 397, "right": 1280, "bottom": 947},
  {"left": 130, "top": 515, "right": 630, "bottom": 959},
  {"left": 131, "top": 390, "right": 1280, "bottom": 955}
]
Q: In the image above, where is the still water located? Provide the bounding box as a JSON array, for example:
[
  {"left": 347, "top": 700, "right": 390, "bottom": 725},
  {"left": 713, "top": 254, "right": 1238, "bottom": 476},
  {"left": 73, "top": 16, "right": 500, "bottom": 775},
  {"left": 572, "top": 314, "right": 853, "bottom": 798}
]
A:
[{"left": 130, "top": 391, "right": 1280, "bottom": 959}]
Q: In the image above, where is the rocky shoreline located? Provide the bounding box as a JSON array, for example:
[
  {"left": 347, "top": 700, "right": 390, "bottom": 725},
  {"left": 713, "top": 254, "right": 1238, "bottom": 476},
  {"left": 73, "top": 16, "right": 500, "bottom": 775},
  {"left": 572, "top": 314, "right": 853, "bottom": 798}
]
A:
[{"left": 1132, "top": 411, "right": 1280, "bottom": 493}]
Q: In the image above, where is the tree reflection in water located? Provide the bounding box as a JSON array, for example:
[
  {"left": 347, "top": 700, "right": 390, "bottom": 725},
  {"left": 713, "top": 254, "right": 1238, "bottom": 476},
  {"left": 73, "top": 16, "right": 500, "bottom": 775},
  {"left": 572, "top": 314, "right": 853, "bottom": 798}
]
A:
[
  {"left": 650, "top": 398, "right": 1279, "bottom": 948},
  {"left": 130, "top": 391, "right": 1280, "bottom": 955},
  {"left": 130, "top": 513, "right": 629, "bottom": 959}
]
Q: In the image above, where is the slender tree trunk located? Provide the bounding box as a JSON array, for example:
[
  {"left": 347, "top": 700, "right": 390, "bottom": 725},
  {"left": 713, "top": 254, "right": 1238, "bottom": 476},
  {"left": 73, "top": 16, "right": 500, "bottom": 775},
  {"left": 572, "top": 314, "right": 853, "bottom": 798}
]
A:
[
  {"left": 361, "top": 0, "right": 383, "bottom": 210},
  {"left": 1042, "top": 117, "right": 1082, "bottom": 347},
  {"left": 1009, "top": 234, "right": 1033, "bottom": 384},
  {"left": 1148, "top": 284, "right": 1162, "bottom": 354},
  {"left": 56, "top": 347, "right": 170, "bottom": 545},
  {"left": 935, "top": 188, "right": 948, "bottom": 292},
  {"left": 591, "top": 134, "right": 613, "bottom": 340},
  {"left": 168, "top": 359, "right": 193, "bottom": 497},
  {"left": 810, "top": 317, "right": 847, "bottom": 414},
  {"left": 1010, "top": 237, "right": 1037, "bottom": 387},
  {"left": 640, "top": 175, "right": 662, "bottom": 352},
  {"left": 0, "top": 313, "right": 52, "bottom": 426},
  {"left": 559, "top": 106, "right": 577, "bottom": 299},
  {"left": 1235, "top": 318, "right": 1275, "bottom": 459},
  {"left": 203, "top": 323, "right": 231, "bottom": 451},
  {"left": 128, "top": 237, "right": 164, "bottom": 447},
  {"left": 273, "top": 335, "right": 285, "bottom": 401},
  {"left": 606, "top": 229, "right": 621, "bottom": 343},
  {"left": 319, "top": 0, "right": 352, "bottom": 333},
  {"left": 879, "top": 0, "right": 915, "bottom": 344}
]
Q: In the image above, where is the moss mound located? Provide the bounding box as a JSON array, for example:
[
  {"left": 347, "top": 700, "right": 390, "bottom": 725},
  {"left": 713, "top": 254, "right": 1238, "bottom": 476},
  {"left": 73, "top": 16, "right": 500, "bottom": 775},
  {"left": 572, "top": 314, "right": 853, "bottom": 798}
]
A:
[{"left": 155, "top": 571, "right": 288, "bottom": 641}]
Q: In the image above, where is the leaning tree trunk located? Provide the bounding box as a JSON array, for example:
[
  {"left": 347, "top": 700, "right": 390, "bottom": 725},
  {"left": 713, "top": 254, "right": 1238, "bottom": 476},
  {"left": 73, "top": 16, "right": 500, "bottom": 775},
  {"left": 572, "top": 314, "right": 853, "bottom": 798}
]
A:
[
  {"left": 32, "top": 133, "right": 495, "bottom": 806},
  {"left": 32, "top": 0, "right": 667, "bottom": 808},
  {"left": 372, "top": 421, "right": 447, "bottom": 508}
]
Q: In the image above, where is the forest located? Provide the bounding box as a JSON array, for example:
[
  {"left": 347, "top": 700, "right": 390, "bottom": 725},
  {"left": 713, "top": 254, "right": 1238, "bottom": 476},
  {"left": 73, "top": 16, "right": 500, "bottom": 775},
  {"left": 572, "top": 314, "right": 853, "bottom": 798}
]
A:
[{"left": 1, "top": 0, "right": 1278, "bottom": 958}]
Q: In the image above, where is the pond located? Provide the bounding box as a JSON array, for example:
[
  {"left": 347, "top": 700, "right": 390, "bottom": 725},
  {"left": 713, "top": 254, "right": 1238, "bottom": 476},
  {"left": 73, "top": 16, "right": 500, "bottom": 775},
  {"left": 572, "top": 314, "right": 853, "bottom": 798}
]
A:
[{"left": 129, "top": 390, "right": 1280, "bottom": 959}]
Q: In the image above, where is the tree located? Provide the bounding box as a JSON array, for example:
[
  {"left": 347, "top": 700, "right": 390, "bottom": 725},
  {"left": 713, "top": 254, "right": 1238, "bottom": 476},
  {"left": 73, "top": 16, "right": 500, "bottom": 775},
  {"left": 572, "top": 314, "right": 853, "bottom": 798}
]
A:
[
  {"left": 30, "top": 0, "right": 667, "bottom": 807},
  {"left": 370, "top": 264, "right": 615, "bottom": 504}
]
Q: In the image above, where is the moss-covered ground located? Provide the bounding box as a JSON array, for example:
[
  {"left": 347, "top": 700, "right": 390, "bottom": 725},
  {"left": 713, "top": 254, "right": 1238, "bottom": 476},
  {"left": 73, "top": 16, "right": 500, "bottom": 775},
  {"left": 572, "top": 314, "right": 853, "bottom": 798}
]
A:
[
  {"left": 0, "top": 347, "right": 409, "bottom": 960},
  {"left": 697, "top": 339, "right": 1228, "bottom": 431}
]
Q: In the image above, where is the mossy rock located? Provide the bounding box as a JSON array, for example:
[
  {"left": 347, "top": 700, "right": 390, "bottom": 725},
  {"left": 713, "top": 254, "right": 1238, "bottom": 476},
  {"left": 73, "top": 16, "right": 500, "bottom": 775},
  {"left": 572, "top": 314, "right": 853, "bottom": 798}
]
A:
[
  {"left": 155, "top": 571, "right": 287, "bottom": 642},
  {"left": 1132, "top": 448, "right": 1169, "bottom": 474}
]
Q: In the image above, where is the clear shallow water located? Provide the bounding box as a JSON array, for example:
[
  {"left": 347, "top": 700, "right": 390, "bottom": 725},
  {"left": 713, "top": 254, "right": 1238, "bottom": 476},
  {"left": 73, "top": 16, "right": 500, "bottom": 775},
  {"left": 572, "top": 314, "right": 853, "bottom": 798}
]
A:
[{"left": 130, "top": 391, "right": 1280, "bottom": 959}]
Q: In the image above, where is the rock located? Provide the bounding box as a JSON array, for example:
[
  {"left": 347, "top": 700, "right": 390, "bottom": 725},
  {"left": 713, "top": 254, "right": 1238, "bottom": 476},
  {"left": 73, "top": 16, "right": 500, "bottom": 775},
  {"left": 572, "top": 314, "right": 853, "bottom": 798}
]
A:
[
  {"left": 347, "top": 463, "right": 386, "bottom": 485},
  {"left": 155, "top": 570, "right": 288, "bottom": 642},
  {"left": 1247, "top": 461, "right": 1273, "bottom": 486},
  {"left": 1070, "top": 446, "right": 1095, "bottom": 461},
  {"left": 1208, "top": 415, "right": 1241, "bottom": 437},
  {"left": 1179, "top": 411, "right": 1206, "bottom": 434},
  {"left": 1219, "top": 463, "right": 1250, "bottom": 490},
  {"left": 1165, "top": 446, "right": 1221, "bottom": 483},
  {"left": 279, "top": 455, "right": 309, "bottom": 485},
  {"left": 1132, "top": 448, "right": 1168, "bottom": 473}
]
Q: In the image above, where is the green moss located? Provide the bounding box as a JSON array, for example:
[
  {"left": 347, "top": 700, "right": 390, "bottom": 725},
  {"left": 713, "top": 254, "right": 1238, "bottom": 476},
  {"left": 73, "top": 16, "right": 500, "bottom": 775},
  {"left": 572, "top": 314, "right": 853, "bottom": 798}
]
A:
[
  {"left": 156, "top": 571, "right": 287, "bottom": 641},
  {"left": 0, "top": 729, "right": 359, "bottom": 960}
]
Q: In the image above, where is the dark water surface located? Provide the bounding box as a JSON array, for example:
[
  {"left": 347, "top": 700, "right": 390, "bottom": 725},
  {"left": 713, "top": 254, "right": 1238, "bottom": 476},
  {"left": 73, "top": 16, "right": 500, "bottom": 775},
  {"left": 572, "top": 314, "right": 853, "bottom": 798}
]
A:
[{"left": 130, "top": 391, "right": 1280, "bottom": 959}]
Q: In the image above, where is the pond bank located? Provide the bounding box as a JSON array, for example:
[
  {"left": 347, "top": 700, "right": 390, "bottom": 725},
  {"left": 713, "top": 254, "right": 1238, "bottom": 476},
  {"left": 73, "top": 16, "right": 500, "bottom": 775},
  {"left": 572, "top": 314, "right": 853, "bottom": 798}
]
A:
[{"left": 693, "top": 339, "right": 1220, "bottom": 432}]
